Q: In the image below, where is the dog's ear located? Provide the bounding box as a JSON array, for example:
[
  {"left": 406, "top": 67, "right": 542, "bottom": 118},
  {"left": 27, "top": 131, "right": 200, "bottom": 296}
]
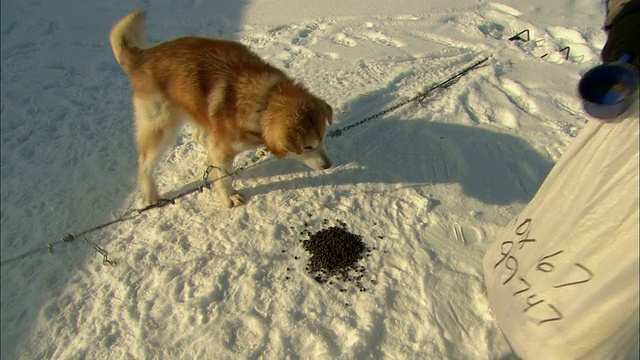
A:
[
  {"left": 265, "top": 125, "right": 304, "bottom": 158},
  {"left": 306, "top": 100, "right": 333, "bottom": 139},
  {"left": 323, "top": 101, "right": 334, "bottom": 125},
  {"left": 281, "top": 127, "right": 304, "bottom": 155}
]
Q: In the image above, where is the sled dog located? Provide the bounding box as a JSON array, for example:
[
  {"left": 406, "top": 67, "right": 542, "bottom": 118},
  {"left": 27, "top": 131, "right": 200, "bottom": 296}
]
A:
[{"left": 109, "top": 9, "right": 333, "bottom": 207}]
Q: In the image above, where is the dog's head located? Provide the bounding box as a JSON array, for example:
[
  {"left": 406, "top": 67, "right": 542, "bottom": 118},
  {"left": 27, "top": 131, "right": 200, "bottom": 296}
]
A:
[{"left": 264, "top": 85, "right": 333, "bottom": 170}]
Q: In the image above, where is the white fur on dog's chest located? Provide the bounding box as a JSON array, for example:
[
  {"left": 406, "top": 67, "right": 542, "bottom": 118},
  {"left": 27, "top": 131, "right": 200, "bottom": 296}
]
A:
[
  {"left": 231, "top": 141, "right": 255, "bottom": 152},
  {"left": 231, "top": 131, "right": 263, "bottom": 152}
]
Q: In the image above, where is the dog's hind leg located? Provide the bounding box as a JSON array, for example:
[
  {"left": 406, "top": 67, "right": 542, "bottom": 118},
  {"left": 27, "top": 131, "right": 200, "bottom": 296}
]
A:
[{"left": 133, "top": 95, "right": 181, "bottom": 205}]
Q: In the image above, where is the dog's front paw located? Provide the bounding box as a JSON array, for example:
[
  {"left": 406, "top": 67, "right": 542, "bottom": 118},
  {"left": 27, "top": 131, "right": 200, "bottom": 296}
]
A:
[{"left": 220, "top": 192, "right": 245, "bottom": 208}]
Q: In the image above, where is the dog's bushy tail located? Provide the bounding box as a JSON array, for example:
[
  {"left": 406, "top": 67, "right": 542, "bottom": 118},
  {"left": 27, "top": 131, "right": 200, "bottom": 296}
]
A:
[{"left": 109, "top": 9, "right": 146, "bottom": 73}]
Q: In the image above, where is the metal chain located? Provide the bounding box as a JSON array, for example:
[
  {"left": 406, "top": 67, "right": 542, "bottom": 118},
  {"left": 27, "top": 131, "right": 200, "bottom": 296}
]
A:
[
  {"left": 327, "top": 94, "right": 422, "bottom": 137},
  {"left": 0, "top": 150, "right": 273, "bottom": 268},
  {"left": 327, "top": 56, "right": 490, "bottom": 137},
  {"left": 82, "top": 237, "right": 117, "bottom": 266},
  {"left": 0, "top": 57, "right": 489, "bottom": 267}
]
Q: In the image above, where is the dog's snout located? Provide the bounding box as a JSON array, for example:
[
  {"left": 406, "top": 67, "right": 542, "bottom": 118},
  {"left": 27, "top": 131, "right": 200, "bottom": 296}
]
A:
[
  {"left": 299, "top": 143, "right": 332, "bottom": 171},
  {"left": 302, "top": 156, "right": 332, "bottom": 171}
]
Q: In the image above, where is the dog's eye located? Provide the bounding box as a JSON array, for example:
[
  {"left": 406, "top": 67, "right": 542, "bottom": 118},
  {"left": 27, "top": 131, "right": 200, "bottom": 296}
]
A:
[{"left": 303, "top": 146, "right": 314, "bottom": 150}]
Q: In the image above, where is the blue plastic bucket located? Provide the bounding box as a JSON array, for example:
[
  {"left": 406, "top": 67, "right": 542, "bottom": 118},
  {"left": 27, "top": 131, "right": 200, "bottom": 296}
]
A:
[{"left": 578, "top": 61, "right": 639, "bottom": 120}]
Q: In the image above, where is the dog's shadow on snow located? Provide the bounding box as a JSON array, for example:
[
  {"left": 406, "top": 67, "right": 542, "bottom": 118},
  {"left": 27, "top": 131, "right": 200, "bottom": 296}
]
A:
[{"left": 239, "top": 114, "right": 554, "bottom": 206}]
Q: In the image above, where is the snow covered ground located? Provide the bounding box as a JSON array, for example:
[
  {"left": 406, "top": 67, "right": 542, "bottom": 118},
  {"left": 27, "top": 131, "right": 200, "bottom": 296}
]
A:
[{"left": 1, "top": 0, "right": 606, "bottom": 358}]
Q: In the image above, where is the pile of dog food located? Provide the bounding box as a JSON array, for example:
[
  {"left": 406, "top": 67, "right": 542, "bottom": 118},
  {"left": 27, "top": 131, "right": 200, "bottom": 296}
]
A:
[
  {"left": 296, "top": 219, "right": 375, "bottom": 292},
  {"left": 282, "top": 214, "right": 382, "bottom": 298},
  {"left": 303, "top": 225, "right": 365, "bottom": 278}
]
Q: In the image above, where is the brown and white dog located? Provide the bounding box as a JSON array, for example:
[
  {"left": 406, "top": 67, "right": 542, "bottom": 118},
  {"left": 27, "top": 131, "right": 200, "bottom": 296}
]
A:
[{"left": 109, "top": 9, "right": 333, "bottom": 208}]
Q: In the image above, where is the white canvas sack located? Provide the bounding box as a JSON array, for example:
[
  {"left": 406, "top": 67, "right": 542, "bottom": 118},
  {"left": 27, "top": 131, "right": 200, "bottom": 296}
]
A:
[{"left": 483, "top": 99, "right": 639, "bottom": 359}]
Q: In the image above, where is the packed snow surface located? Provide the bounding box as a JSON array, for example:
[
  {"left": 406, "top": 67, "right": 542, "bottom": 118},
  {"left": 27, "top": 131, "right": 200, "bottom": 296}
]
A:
[{"left": 1, "top": 0, "right": 605, "bottom": 358}]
